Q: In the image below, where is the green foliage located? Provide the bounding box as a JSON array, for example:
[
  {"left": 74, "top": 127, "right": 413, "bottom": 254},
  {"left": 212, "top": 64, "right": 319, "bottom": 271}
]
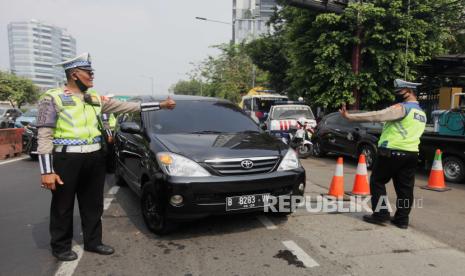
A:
[
  {"left": 169, "top": 79, "right": 203, "bottom": 95},
  {"left": 251, "top": 0, "right": 465, "bottom": 109},
  {"left": 0, "top": 71, "right": 39, "bottom": 108}
]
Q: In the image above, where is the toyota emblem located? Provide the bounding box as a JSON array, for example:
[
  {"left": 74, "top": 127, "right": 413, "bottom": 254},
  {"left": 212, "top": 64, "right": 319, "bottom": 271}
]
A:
[{"left": 241, "top": 159, "right": 254, "bottom": 169}]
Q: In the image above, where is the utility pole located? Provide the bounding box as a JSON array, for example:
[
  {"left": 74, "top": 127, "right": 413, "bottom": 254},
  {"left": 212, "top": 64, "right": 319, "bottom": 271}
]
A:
[
  {"left": 232, "top": 0, "right": 237, "bottom": 44},
  {"left": 351, "top": 0, "right": 362, "bottom": 110}
]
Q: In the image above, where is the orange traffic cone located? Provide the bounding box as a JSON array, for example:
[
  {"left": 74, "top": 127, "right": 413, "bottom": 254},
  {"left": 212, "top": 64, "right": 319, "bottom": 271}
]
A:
[
  {"left": 421, "top": 149, "right": 451, "bottom": 192},
  {"left": 323, "top": 157, "right": 347, "bottom": 200},
  {"left": 346, "top": 154, "right": 371, "bottom": 196}
]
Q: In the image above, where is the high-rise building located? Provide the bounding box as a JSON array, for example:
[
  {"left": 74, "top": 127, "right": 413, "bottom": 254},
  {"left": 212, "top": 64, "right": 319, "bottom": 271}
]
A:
[
  {"left": 7, "top": 20, "right": 76, "bottom": 91},
  {"left": 233, "top": 0, "right": 278, "bottom": 43}
]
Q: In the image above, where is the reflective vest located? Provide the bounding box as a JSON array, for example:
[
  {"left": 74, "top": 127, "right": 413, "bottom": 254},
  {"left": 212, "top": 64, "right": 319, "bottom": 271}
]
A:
[
  {"left": 44, "top": 88, "right": 102, "bottom": 145},
  {"left": 378, "top": 102, "right": 426, "bottom": 152}
]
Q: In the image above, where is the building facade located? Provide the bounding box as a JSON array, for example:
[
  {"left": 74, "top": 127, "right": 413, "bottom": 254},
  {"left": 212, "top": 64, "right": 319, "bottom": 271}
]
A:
[
  {"left": 8, "top": 20, "right": 76, "bottom": 91},
  {"left": 233, "top": 0, "right": 278, "bottom": 43}
]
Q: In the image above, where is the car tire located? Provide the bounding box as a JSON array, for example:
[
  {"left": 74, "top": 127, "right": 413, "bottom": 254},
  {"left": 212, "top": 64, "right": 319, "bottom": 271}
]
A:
[
  {"left": 141, "top": 184, "right": 174, "bottom": 235},
  {"left": 0, "top": 122, "right": 6, "bottom": 129},
  {"left": 312, "top": 140, "right": 327, "bottom": 157},
  {"left": 359, "top": 144, "right": 376, "bottom": 170},
  {"left": 442, "top": 156, "right": 465, "bottom": 183}
]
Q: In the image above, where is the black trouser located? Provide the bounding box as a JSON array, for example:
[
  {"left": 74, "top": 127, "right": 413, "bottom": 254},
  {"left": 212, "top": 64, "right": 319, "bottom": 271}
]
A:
[
  {"left": 370, "top": 150, "right": 418, "bottom": 224},
  {"left": 50, "top": 150, "right": 106, "bottom": 253}
]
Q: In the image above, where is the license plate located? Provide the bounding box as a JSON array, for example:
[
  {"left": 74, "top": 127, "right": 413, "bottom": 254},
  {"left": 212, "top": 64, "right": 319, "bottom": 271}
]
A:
[{"left": 226, "top": 193, "right": 270, "bottom": 211}]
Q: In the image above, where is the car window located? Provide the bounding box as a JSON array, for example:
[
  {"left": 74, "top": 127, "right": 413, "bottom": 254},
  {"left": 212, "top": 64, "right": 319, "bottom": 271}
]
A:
[
  {"left": 325, "top": 113, "right": 359, "bottom": 128},
  {"left": 271, "top": 106, "right": 315, "bottom": 120},
  {"left": 243, "top": 99, "right": 251, "bottom": 111},
  {"left": 23, "top": 109, "right": 38, "bottom": 117},
  {"left": 252, "top": 97, "right": 285, "bottom": 112},
  {"left": 148, "top": 100, "right": 260, "bottom": 134},
  {"left": 0, "top": 108, "right": 5, "bottom": 116}
]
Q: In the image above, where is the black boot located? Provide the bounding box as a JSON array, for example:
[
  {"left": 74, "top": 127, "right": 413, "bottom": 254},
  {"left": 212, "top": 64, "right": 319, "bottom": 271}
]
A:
[
  {"left": 84, "top": 244, "right": 114, "bottom": 255},
  {"left": 362, "top": 214, "right": 390, "bottom": 225},
  {"left": 52, "top": 250, "right": 78, "bottom": 261}
]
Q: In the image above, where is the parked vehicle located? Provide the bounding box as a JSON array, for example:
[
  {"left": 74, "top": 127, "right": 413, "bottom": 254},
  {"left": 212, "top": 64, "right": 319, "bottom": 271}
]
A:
[
  {"left": 313, "top": 112, "right": 465, "bottom": 183},
  {"left": 15, "top": 108, "right": 37, "bottom": 127},
  {"left": 22, "top": 121, "right": 38, "bottom": 160},
  {"left": 114, "top": 95, "right": 306, "bottom": 234},
  {"left": 0, "top": 107, "right": 22, "bottom": 128},
  {"left": 419, "top": 132, "right": 465, "bottom": 183},
  {"left": 312, "top": 112, "right": 382, "bottom": 169}
]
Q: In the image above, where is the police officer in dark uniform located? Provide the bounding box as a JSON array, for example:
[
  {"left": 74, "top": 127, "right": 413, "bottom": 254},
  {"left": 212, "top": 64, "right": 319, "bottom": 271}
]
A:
[
  {"left": 37, "top": 53, "right": 175, "bottom": 261},
  {"left": 340, "top": 79, "right": 426, "bottom": 229}
]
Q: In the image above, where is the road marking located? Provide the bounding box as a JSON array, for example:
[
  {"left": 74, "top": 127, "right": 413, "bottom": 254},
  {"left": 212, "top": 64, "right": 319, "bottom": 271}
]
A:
[
  {"left": 282, "top": 240, "right": 319, "bottom": 268},
  {"left": 0, "top": 156, "right": 29, "bottom": 165},
  {"left": 54, "top": 244, "right": 83, "bottom": 276},
  {"left": 257, "top": 215, "right": 278, "bottom": 230},
  {"left": 103, "top": 198, "right": 113, "bottom": 210},
  {"left": 108, "top": 186, "right": 120, "bottom": 195}
]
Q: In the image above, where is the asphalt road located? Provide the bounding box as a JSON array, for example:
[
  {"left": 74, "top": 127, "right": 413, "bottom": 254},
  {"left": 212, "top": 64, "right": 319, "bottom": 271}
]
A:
[{"left": 1, "top": 155, "right": 465, "bottom": 276}]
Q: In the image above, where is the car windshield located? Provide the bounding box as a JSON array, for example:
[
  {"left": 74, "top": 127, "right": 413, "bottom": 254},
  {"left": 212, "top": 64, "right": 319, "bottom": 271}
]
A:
[
  {"left": 360, "top": 122, "right": 383, "bottom": 129},
  {"left": 23, "top": 109, "right": 37, "bottom": 117},
  {"left": 148, "top": 100, "right": 260, "bottom": 134},
  {"left": 253, "top": 97, "right": 287, "bottom": 112},
  {"left": 0, "top": 108, "right": 5, "bottom": 116},
  {"left": 271, "top": 106, "right": 315, "bottom": 120}
]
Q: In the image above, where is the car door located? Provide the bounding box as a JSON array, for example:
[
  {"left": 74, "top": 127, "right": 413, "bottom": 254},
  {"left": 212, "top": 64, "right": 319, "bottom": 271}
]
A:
[
  {"left": 317, "top": 114, "right": 341, "bottom": 152},
  {"left": 332, "top": 115, "right": 361, "bottom": 156},
  {"left": 115, "top": 113, "right": 144, "bottom": 186}
]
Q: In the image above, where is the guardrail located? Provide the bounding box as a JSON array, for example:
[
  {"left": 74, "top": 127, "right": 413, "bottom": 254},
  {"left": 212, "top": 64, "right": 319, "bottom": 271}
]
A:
[{"left": 0, "top": 128, "right": 24, "bottom": 160}]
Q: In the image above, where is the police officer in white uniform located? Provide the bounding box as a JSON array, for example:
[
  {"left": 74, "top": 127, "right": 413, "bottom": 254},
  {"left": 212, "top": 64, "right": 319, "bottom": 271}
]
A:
[{"left": 37, "top": 53, "right": 175, "bottom": 261}]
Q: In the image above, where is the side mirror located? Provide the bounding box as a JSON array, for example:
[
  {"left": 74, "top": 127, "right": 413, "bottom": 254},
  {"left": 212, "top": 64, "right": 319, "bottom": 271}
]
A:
[{"left": 120, "top": 122, "right": 142, "bottom": 134}]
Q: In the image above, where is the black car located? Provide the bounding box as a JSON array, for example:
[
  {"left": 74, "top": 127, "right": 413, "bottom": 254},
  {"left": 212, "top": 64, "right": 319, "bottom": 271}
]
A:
[
  {"left": 312, "top": 112, "right": 383, "bottom": 168},
  {"left": 114, "top": 95, "right": 306, "bottom": 234}
]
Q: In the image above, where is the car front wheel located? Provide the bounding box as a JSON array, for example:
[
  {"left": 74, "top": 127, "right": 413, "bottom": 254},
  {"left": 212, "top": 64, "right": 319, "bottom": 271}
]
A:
[
  {"left": 141, "top": 184, "right": 174, "bottom": 235},
  {"left": 312, "top": 140, "right": 327, "bottom": 157},
  {"left": 359, "top": 144, "right": 375, "bottom": 169}
]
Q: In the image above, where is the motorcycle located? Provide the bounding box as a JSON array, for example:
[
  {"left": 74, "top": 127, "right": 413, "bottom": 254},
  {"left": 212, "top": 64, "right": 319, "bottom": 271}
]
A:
[{"left": 287, "top": 117, "right": 314, "bottom": 158}]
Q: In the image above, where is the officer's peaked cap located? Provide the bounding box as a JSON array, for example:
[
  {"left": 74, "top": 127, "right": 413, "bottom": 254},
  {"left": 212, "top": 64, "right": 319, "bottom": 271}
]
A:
[
  {"left": 54, "top": 52, "right": 93, "bottom": 71},
  {"left": 394, "top": 79, "right": 421, "bottom": 90}
]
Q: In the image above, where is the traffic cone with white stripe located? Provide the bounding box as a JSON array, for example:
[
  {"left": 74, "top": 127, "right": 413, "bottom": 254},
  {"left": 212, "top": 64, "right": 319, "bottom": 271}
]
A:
[
  {"left": 323, "top": 157, "right": 348, "bottom": 200},
  {"left": 346, "top": 154, "right": 371, "bottom": 196},
  {"left": 421, "top": 149, "right": 451, "bottom": 192}
]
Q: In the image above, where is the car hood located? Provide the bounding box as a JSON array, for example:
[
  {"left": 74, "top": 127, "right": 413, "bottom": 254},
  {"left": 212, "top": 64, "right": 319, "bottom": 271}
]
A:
[{"left": 153, "top": 132, "right": 287, "bottom": 162}]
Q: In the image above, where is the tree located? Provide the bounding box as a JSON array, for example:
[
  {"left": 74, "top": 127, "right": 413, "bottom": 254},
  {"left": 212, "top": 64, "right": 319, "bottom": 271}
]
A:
[
  {"left": 0, "top": 71, "right": 40, "bottom": 108},
  {"left": 169, "top": 79, "right": 203, "bottom": 95},
  {"left": 254, "top": 0, "right": 465, "bottom": 109},
  {"left": 174, "top": 43, "right": 269, "bottom": 103}
]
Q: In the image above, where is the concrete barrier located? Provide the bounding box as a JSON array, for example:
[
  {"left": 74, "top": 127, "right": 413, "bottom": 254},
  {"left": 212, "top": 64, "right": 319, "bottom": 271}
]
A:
[{"left": 0, "top": 128, "right": 24, "bottom": 160}]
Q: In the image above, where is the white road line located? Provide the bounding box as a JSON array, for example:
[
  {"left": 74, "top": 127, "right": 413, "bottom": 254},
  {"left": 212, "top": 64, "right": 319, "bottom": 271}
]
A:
[
  {"left": 107, "top": 186, "right": 120, "bottom": 195},
  {"left": 257, "top": 215, "right": 278, "bottom": 230},
  {"left": 282, "top": 240, "right": 319, "bottom": 268},
  {"left": 103, "top": 198, "right": 113, "bottom": 210},
  {"left": 0, "top": 156, "right": 29, "bottom": 165},
  {"left": 54, "top": 244, "right": 84, "bottom": 276}
]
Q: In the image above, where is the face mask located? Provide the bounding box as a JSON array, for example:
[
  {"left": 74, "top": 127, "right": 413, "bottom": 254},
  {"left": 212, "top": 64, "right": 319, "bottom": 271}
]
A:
[
  {"left": 395, "top": 94, "right": 405, "bottom": 103},
  {"left": 75, "top": 76, "right": 89, "bottom": 92}
]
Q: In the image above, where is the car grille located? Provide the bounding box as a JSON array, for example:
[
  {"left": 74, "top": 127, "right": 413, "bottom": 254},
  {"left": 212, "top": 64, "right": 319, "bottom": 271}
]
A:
[{"left": 204, "top": 156, "right": 280, "bottom": 176}]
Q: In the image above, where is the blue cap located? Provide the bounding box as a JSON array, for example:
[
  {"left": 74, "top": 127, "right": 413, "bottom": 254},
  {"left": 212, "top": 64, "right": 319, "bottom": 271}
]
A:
[
  {"left": 55, "top": 53, "right": 93, "bottom": 71},
  {"left": 394, "top": 79, "right": 421, "bottom": 90}
]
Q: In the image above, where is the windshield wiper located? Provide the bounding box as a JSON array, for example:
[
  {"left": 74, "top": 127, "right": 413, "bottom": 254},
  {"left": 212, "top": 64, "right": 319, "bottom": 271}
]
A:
[{"left": 190, "top": 130, "right": 224, "bottom": 134}]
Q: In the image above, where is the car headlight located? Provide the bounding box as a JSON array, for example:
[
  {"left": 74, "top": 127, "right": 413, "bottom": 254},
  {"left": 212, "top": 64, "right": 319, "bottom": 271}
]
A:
[
  {"left": 156, "top": 152, "right": 211, "bottom": 177},
  {"left": 277, "top": 149, "right": 301, "bottom": 171}
]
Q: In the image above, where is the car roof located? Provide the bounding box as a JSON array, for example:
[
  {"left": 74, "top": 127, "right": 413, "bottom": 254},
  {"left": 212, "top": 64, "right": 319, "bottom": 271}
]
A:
[
  {"left": 272, "top": 104, "right": 311, "bottom": 108},
  {"left": 128, "top": 94, "right": 230, "bottom": 103}
]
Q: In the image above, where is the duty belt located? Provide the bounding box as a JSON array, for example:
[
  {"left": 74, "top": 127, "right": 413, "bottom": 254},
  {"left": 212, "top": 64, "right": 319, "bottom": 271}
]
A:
[
  {"left": 54, "top": 143, "right": 101, "bottom": 153},
  {"left": 52, "top": 136, "right": 102, "bottom": 146}
]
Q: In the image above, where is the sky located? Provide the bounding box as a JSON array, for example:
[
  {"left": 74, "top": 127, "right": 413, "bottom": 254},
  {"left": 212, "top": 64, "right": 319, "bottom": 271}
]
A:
[{"left": 0, "top": 0, "right": 232, "bottom": 95}]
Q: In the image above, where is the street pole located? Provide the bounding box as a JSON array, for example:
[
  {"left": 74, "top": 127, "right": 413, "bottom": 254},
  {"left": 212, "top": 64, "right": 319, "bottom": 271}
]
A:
[
  {"left": 140, "top": 75, "right": 155, "bottom": 96},
  {"left": 232, "top": 0, "right": 237, "bottom": 44}
]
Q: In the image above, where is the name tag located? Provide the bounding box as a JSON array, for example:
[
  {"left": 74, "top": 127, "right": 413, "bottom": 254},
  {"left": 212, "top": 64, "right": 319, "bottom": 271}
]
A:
[
  {"left": 59, "top": 94, "right": 76, "bottom": 106},
  {"left": 414, "top": 112, "right": 426, "bottom": 123}
]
